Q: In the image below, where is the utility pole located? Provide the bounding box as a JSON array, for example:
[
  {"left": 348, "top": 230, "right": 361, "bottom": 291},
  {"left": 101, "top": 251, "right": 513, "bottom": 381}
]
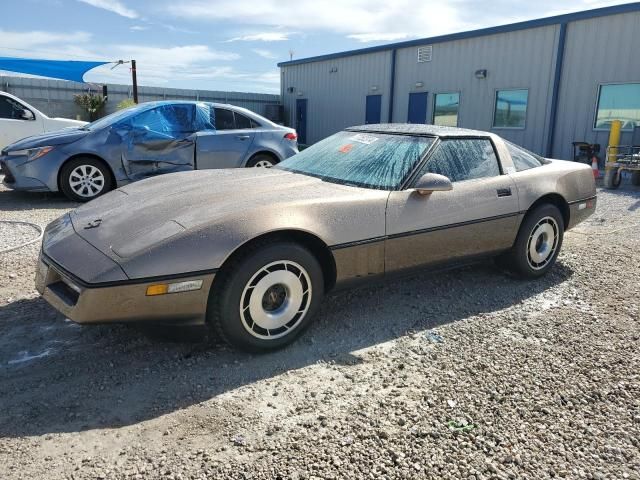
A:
[{"left": 131, "top": 59, "right": 138, "bottom": 104}]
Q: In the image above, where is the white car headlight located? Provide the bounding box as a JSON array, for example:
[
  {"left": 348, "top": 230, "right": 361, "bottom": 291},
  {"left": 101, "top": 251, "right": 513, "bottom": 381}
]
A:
[{"left": 8, "top": 146, "right": 55, "bottom": 161}]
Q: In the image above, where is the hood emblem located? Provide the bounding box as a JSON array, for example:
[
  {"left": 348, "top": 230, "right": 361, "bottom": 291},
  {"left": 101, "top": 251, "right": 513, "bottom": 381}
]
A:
[{"left": 84, "top": 218, "right": 102, "bottom": 229}]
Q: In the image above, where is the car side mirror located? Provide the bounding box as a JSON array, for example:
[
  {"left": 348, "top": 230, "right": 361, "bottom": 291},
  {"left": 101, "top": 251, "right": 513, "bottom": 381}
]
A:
[
  {"left": 414, "top": 173, "right": 453, "bottom": 195},
  {"left": 21, "top": 109, "right": 35, "bottom": 121}
]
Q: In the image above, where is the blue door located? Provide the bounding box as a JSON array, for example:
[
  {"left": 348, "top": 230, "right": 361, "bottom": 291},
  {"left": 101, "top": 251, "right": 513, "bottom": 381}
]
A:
[
  {"left": 365, "top": 95, "right": 382, "bottom": 124},
  {"left": 407, "top": 92, "right": 428, "bottom": 124},
  {"left": 296, "top": 99, "right": 308, "bottom": 145}
]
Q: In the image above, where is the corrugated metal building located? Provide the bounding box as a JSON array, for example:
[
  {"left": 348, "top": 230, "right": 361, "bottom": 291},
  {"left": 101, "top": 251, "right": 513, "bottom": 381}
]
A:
[{"left": 278, "top": 3, "right": 640, "bottom": 159}]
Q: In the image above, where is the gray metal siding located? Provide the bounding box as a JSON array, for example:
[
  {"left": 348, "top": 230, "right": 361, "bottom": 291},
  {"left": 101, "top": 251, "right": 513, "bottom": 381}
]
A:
[
  {"left": 393, "top": 24, "right": 559, "bottom": 154},
  {"left": 552, "top": 11, "right": 640, "bottom": 159},
  {"left": 281, "top": 51, "right": 392, "bottom": 144},
  {"left": 281, "top": 9, "right": 639, "bottom": 159},
  {"left": 0, "top": 75, "right": 279, "bottom": 121}
]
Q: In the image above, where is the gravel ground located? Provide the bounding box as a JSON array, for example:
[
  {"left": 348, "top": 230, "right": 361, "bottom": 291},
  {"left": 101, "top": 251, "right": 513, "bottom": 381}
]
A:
[{"left": 0, "top": 179, "right": 639, "bottom": 480}]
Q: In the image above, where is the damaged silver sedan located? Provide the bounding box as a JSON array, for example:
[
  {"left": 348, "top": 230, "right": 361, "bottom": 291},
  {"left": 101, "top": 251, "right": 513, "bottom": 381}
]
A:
[
  {"left": 1, "top": 101, "right": 298, "bottom": 201},
  {"left": 36, "top": 124, "right": 596, "bottom": 351}
]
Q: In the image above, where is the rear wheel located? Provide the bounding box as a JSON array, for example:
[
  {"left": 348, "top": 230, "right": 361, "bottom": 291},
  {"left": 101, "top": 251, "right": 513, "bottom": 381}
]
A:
[
  {"left": 60, "top": 157, "right": 113, "bottom": 202},
  {"left": 207, "top": 241, "right": 324, "bottom": 351},
  {"left": 246, "top": 154, "right": 277, "bottom": 168},
  {"left": 603, "top": 168, "right": 621, "bottom": 189},
  {"left": 498, "top": 204, "right": 564, "bottom": 279},
  {"left": 631, "top": 171, "right": 640, "bottom": 186}
]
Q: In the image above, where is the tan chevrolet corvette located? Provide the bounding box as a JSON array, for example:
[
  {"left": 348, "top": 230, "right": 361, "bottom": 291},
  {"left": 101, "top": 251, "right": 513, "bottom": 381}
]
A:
[{"left": 36, "top": 124, "right": 596, "bottom": 351}]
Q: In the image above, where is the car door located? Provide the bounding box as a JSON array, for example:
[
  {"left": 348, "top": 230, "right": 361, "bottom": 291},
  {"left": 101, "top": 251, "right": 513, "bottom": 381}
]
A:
[
  {"left": 385, "top": 137, "right": 520, "bottom": 272},
  {"left": 120, "top": 103, "right": 196, "bottom": 181},
  {"left": 196, "top": 107, "right": 256, "bottom": 169},
  {"left": 0, "top": 94, "right": 43, "bottom": 149}
]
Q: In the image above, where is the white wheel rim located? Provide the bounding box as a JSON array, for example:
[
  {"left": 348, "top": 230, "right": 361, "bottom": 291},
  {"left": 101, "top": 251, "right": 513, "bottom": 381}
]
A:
[
  {"left": 254, "top": 160, "right": 273, "bottom": 167},
  {"left": 527, "top": 216, "right": 559, "bottom": 270},
  {"left": 69, "top": 165, "right": 105, "bottom": 198},
  {"left": 240, "top": 260, "right": 312, "bottom": 340}
]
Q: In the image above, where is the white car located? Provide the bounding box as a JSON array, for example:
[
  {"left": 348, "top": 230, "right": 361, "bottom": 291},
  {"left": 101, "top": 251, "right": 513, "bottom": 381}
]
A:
[{"left": 0, "top": 91, "right": 87, "bottom": 150}]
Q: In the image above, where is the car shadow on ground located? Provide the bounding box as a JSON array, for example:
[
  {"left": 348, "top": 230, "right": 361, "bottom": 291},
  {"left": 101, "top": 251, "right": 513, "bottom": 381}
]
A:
[
  {"left": 0, "top": 189, "right": 78, "bottom": 212},
  {"left": 0, "top": 260, "right": 572, "bottom": 438}
]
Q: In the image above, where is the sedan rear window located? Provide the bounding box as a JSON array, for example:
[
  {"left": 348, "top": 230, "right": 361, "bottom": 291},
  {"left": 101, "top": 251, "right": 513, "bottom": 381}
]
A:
[{"left": 276, "top": 131, "right": 434, "bottom": 190}]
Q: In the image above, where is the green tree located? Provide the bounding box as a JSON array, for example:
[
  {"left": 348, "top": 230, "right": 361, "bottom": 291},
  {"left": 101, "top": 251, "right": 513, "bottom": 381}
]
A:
[
  {"left": 117, "top": 98, "right": 137, "bottom": 110},
  {"left": 73, "top": 92, "right": 107, "bottom": 121}
]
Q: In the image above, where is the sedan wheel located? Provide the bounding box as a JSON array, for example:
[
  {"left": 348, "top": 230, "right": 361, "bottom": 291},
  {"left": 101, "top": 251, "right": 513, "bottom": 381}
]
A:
[
  {"left": 69, "top": 165, "right": 105, "bottom": 199},
  {"left": 60, "top": 157, "right": 113, "bottom": 202},
  {"left": 207, "top": 241, "right": 323, "bottom": 351},
  {"left": 246, "top": 154, "right": 277, "bottom": 168},
  {"left": 254, "top": 159, "right": 274, "bottom": 167}
]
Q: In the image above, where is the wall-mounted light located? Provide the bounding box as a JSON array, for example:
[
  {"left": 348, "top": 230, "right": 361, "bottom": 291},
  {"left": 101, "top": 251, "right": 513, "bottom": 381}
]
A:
[
  {"left": 475, "top": 69, "right": 487, "bottom": 79},
  {"left": 287, "top": 87, "right": 295, "bottom": 93},
  {"left": 329, "top": 67, "right": 338, "bottom": 73},
  {"left": 415, "top": 82, "right": 424, "bottom": 88},
  {"left": 297, "top": 91, "right": 304, "bottom": 96},
  {"left": 371, "top": 85, "right": 379, "bottom": 91}
]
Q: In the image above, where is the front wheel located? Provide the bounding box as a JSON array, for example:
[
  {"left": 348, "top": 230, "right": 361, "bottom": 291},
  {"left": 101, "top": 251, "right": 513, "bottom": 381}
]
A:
[
  {"left": 60, "top": 157, "right": 113, "bottom": 202},
  {"left": 207, "top": 241, "right": 324, "bottom": 351},
  {"left": 498, "top": 204, "right": 564, "bottom": 279}
]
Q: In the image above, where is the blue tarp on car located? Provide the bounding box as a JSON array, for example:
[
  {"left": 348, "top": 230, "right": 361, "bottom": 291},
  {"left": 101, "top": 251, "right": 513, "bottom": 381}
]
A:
[{"left": 0, "top": 57, "right": 109, "bottom": 83}]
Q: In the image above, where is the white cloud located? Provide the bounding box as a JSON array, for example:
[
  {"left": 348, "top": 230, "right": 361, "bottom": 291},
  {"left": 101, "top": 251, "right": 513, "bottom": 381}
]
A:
[
  {"left": 167, "top": 0, "right": 640, "bottom": 41},
  {"left": 347, "top": 33, "right": 411, "bottom": 43},
  {"left": 130, "top": 25, "right": 148, "bottom": 31},
  {"left": 225, "top": 32, "right": 291, "bottom": 42},
  {"left": 77, "top": 0, "right": 138, "bottom": 19},
  {"left": 168, "top": 0, "right": 463, "bottom": 37},
  {"left": 252, "top": 48, "right": 278, "bottom": 59},
  {"left": 0, "top": 30, "right": 92, "bottom": 50},
  {"left": 114, "top": 44, "right": 240, "bottom": 64}
]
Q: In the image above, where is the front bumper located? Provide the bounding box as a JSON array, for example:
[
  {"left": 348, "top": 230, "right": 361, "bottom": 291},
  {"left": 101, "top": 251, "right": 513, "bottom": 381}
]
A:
[
  {"left": 36, "top": 253, "right": 215, "bottom": 326},
  {"left": 1, "top": 158, "right": 51, "bottom": 191},
  {"left": 0, "top": 151, "right": 63, "bottom": 192}
]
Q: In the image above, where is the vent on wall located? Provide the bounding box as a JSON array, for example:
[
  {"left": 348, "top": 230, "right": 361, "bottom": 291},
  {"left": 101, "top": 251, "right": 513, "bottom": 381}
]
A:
[{"left": 417, "top": 45, "right": 433, "bottom": 63}]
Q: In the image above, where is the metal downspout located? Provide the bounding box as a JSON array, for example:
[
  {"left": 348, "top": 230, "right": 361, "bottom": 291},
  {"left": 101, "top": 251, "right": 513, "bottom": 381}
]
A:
[{"left": 546, "top": 22, "right": 567, "bottom": 157}]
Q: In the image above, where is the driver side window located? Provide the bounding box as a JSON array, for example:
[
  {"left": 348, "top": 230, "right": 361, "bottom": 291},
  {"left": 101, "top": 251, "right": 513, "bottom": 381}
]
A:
[
  {"left": 0, "top": 96, "right": 30, "bottom": 120},
  {"left": 130, "top": 104, "right": 195, "bottom": 134},
  {"left": 419, "top": 138, "right": 500, "bottom": 182}
]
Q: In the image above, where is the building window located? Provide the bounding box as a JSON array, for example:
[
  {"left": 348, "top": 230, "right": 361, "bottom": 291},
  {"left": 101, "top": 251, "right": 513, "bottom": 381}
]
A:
[
  {"left": 493, "top": 89, "right": 528, "bottom": 129},
  {"left": 433, "top": 93, "right": 460, "bottom": 127},
  {"left": 594, "top": 83, "right": 640, "bottom": 131}
]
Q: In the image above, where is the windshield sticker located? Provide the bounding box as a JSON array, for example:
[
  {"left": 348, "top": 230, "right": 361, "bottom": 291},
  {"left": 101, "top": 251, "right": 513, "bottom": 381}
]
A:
[
  {"left": 349, "top": 133, "right": 379, "bottom": 145},
  {"left": 338, "top": 144, "right": 354, "bottom": 153}
]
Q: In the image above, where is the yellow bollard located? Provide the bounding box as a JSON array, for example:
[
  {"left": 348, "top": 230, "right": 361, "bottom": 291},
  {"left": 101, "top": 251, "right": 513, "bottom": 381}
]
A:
[{"left": 606, "top": 119, "right": 622, "bottom": 169}]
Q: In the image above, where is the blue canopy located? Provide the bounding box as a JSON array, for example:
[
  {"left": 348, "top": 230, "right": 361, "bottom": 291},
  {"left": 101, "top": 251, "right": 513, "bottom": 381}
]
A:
[{"left": 0, "top": 57, "right": 110, "bottom": 83}]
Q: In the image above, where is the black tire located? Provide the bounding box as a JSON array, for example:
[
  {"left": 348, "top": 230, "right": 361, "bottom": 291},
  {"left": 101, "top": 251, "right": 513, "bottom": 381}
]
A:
[
  {"left": 207, "top": 241, "right": 324, "bottom": 352},
  {"left": 60, "top": 157, "right": 113, "bottom": 202},
  {"left": 603, "top": 168, "right": 621, "bottom": 190},
  {"left": 246, "top": 154, "right": 278, "bottom": 168},
  {"left": 631, "top": 171, "right": 640, "bottom": 186},
  {"left": 498, "top": 204, "right": 564, "bottom": 279}
]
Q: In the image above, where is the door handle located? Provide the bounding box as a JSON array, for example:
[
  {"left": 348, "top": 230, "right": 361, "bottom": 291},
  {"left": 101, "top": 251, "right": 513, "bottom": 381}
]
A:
[
  {"left": 236, "top": 135, "right": 251, "bottom": 140},
  {"left": 497, "top": 187, "right": 512, "bottom": 197}
]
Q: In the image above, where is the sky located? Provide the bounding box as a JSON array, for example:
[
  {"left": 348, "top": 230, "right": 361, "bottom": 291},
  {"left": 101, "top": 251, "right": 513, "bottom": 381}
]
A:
[{"left": 0, "top": 0, "right": 635, "bottom": 94}]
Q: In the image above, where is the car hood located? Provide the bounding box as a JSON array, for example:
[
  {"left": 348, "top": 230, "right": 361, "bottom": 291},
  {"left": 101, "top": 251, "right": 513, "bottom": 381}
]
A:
[
  {"left": 70, "top": 168, "right": 377, "bottom": 265},
  {"left": 4, "top": 128, "right": 90, "bottom": 151}
]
